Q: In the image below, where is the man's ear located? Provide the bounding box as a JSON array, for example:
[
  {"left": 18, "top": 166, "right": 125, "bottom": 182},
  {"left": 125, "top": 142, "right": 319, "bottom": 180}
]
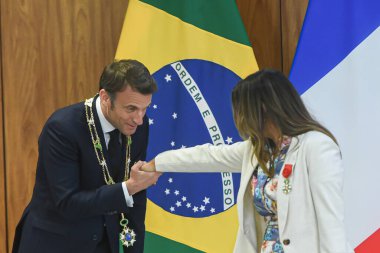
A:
[{"left": 99, "top": 89, "right": 110, "bottom": 106}]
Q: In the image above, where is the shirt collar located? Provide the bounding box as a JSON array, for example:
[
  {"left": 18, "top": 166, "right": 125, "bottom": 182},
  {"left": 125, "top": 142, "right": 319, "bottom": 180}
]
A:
[{"left": 95, "top": 96, "right": 115, "bottom": 134}]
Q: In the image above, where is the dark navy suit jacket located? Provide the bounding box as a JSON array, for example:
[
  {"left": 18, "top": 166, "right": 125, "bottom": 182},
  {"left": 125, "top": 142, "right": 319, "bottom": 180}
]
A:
[{"left": 13, "top": 96, "right": 149, "bottom": 253}]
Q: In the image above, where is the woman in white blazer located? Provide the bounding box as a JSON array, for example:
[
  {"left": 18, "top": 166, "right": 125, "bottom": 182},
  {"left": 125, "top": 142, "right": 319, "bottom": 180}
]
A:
[{"left": 142, "top": 69, "right": 353, "bottom": 253}]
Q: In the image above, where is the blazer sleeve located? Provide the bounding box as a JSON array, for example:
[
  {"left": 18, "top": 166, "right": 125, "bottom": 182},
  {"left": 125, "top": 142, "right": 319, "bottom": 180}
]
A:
[
  {"left": 155, "top": 140, "right": 249, "bottom": 173},
  {"left": 39, "top": 119, "right": 128, "bottom": 221},
  {"left": 305, "top": 132, "right": 352, "bottom": 252}
]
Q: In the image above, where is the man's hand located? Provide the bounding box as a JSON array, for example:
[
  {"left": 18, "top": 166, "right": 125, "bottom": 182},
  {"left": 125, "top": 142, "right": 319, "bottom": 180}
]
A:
[
  {"left": 141, "top": 159, "right": 156, "bottom": 172},
  {"left": 126, "top": 161, "right": 161, "bottom": 195}
]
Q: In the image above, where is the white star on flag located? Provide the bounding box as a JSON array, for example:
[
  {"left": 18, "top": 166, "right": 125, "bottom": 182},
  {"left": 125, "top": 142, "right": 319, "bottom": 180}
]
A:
[
  {"left": 164, "top": 74, "right": 172, "bottom": 82},
  {"left": 168, "top": 178, "right": 173, "bottom": 183},
  {"left": 176, "top": 201, "right": 182, "bottom": 207},
  {"left": 153, "top": 104, "right": 157, "bottom": 109},
  {"left": 149, "top": 118, "right": 154, "bottom": 125},
  {"left": 181, "top": 196, "right": 187, "bottom": 202},
  {"left": 193, "top": 206, "right": 199, "bottom": 212},
  {"left": 186, "top": 203, "right": 191, "bottom": 208},
  {"left": 210, "top": 208, "right": 216, "bottom": 213},
  {"left": 164, "top": 189, "right": 170, "bottom": 195},
  {"left": 203, "top": 197, "right": 210, "bottom": 205},
  {"left": 225, "top": 136, "right": 233, "bottom": 144},
  {"left": 172, "top": 112, "right": 177, "bottom": 119},
  {"left": 200, "top": 205, "right": 206, "bottom": 212},
  {"left": 170, "top": 206, "right": 175, "bottom": 212},
  {"left": 170, "top": 141, "right": 175, "bottom": 147},
  {"left": 174, "top": 190, "right": 180, "bottom": 195},
  {"left": 181, "top": 145, "right": 186, "bottom": 149}
]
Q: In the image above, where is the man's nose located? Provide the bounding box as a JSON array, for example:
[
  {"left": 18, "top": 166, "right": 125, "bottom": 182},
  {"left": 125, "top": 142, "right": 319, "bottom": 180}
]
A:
[{"left": 133, "top": 111, "right": 144, "bottom": 125}]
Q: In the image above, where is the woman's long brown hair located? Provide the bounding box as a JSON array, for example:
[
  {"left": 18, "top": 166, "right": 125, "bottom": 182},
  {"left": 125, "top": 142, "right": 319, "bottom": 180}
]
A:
[{"left": 232, "top": 69, "right": 336, "bottom": 176}]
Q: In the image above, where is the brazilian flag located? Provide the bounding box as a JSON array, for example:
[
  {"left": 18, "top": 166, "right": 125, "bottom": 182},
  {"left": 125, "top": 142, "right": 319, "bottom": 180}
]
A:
[{"left": 116, "top": 1, "right": 258, "bottom": 252}]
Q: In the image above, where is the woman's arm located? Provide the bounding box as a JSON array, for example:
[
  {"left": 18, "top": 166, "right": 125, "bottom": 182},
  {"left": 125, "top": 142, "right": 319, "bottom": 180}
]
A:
[{"left": 142, "top": 140, "right": 250, "bottom": 173}]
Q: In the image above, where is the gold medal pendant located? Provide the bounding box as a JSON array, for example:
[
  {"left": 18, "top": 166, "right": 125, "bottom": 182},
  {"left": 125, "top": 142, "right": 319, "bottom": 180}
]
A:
[
  {"left": 282, "top": 178, "right": 292, "bottom": 194},
  {"left": 120, "top": 215, "right": 136, "bottom": 247}
]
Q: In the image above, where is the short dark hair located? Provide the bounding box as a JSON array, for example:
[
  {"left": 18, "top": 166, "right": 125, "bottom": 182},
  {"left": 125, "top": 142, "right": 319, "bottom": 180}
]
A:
[{"left": 99, "top": 59, "right": 157, "bottom": 103}]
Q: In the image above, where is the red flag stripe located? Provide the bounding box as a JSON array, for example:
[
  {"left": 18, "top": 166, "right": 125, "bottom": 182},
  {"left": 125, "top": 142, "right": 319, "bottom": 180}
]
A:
[{"left": 355, "top": 228, "right": 380, "bottom": 253}]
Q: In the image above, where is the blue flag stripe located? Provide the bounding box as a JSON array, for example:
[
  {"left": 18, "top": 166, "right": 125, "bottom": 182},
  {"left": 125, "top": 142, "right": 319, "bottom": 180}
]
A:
[{"left": 290, "top": 0, "right": 380, "bottom": 94}]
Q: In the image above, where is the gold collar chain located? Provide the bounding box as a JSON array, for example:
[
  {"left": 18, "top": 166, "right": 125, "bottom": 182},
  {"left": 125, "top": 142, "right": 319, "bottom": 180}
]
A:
[
  {"left": 85, "top": 96, "right": 136, "bottom": 248},
  {"left": 84, "top": 97, "right": 132, "bottom": 185}
]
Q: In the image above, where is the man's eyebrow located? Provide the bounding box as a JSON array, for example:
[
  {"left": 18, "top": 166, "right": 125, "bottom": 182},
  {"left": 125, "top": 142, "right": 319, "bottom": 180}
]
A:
[{"left": 124, "top": 104, "right": 150, "bottom": 109}]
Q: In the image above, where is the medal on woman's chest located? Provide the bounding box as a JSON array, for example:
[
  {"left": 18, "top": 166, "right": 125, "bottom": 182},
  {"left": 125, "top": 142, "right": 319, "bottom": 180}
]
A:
[{"left": 282, "top": 164, "right": 293, "bottom": 194}]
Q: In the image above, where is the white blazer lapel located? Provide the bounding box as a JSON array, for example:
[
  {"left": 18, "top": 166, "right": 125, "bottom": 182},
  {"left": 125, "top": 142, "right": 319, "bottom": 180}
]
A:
[{"left": 277, "top": 134, "right": 303, "bottom": 235}]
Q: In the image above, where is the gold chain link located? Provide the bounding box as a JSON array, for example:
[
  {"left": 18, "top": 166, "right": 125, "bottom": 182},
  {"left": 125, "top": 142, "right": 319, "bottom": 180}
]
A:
[{"left": 84, "top": 97, "right": 131, "bottom": 185}]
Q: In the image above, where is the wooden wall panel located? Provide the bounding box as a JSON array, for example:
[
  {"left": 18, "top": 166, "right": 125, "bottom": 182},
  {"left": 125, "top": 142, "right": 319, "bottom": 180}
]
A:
[
  {"left": 281, "top": 0, "right": 309, "bottom": 75},
  {"left": 0, "top": 28, "right": 7, "bottom": 253},
  {"left": 1, "top": 0, "right": 128, "bottom": 251},
  {"left": 236, "top": 0, "right": 308, "bottom": 75},
  {"left": 236, "top": 0, "right": 282, "bottom": 71}
]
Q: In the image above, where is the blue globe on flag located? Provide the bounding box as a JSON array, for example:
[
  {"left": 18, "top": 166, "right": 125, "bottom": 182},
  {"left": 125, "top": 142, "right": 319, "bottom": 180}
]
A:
[{"left": 147, "top": 59, "right": 242, "bottom": 218}]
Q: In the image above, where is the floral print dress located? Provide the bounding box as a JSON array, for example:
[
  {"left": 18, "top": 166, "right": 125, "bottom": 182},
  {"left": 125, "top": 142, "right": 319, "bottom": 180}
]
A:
[{"left": 251, "top": 137, "right": 292, "bottom": 253}]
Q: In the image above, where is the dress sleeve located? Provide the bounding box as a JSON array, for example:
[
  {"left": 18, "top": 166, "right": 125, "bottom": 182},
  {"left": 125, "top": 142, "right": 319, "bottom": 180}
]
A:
[{"left": 156, "top": 140, "right": 250, "bottom": 173}]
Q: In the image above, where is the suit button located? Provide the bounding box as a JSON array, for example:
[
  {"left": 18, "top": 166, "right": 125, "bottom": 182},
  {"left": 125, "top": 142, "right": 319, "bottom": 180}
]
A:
[
  {"left": 92, "top": 234, "right": 98, "bottom": 241},
  {"left": 283, "top": 239, "right": 290, "bottom": 245}
]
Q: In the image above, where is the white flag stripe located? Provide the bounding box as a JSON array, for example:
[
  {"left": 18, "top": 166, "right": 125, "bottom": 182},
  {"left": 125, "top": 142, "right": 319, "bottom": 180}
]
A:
[{"left": 302, "top": 27, "right": 380, "bottom": 246}]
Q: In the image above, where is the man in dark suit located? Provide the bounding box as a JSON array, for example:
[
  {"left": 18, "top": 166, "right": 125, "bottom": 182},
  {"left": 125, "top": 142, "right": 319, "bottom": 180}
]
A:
[{"left": 12, "top": 59, "right": 161, "bottom": 253}]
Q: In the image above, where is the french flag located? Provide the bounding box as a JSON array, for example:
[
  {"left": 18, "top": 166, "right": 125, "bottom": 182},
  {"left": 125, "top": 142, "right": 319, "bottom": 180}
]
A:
[{"left": 289, "top": 0, "right": 380, "bottom": 252}]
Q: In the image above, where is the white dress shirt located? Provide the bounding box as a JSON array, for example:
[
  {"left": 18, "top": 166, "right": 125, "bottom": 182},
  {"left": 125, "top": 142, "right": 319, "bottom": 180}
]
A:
[{"left": 96, "top": 97, "right": 134, "bottom": 207}]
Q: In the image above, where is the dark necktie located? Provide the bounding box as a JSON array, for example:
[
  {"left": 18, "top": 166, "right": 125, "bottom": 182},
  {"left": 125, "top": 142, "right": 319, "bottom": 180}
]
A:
[{"left": 108, "top": 129, "right": 123, "bottom": 180}]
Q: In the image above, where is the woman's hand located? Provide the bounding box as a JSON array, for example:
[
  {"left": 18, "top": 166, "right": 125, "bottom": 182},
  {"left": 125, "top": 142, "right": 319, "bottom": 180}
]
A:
[
  {"left": 126, "top": 161, "right": 160, "bottom": 195},
  {"left": 141, "top": 159, "right": 156, "bottom": 172}
]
